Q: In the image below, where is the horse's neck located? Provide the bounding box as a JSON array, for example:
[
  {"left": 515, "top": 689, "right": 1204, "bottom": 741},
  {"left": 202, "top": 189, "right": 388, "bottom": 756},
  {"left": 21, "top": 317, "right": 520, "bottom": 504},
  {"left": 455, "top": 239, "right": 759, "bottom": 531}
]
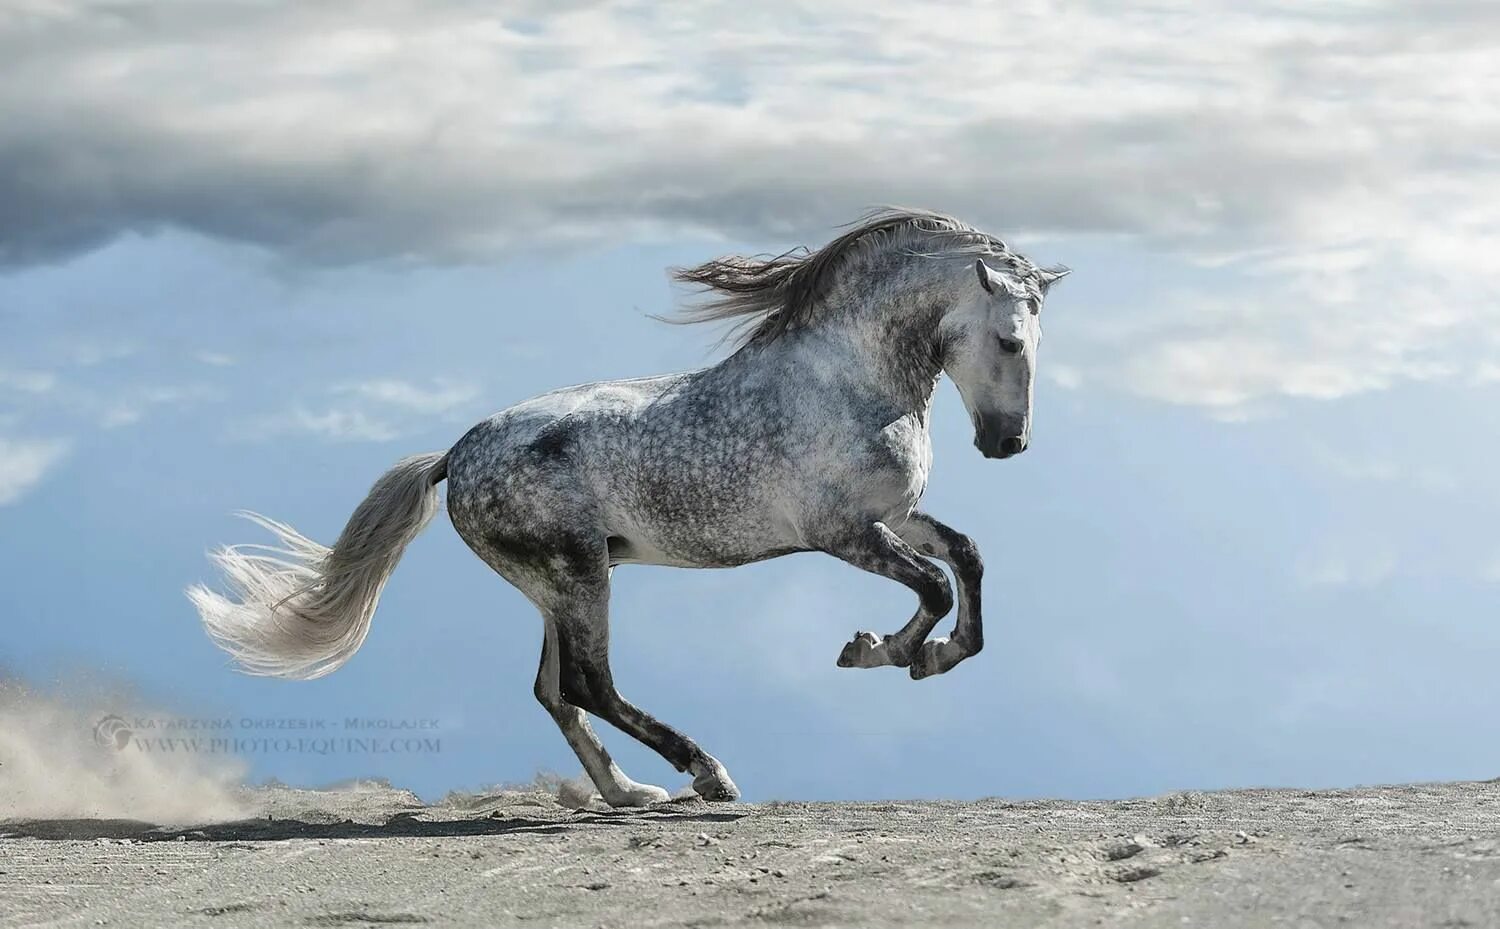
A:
[
  {"left": 802, "top": 262, "right": 954, "bottom": 416},
  {"left": 709, "top": 258, "right": 956, "bottom": 420}
]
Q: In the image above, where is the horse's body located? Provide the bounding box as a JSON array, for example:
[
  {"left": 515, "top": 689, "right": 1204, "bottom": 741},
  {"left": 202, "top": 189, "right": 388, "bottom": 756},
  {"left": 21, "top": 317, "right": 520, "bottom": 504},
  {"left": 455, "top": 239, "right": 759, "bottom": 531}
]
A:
[
  {"left": 447, "top": 337, "right": 928, "bottom": 573},
  {"left": 189, "top": 209, "right": 1068, "bottom": 805}
]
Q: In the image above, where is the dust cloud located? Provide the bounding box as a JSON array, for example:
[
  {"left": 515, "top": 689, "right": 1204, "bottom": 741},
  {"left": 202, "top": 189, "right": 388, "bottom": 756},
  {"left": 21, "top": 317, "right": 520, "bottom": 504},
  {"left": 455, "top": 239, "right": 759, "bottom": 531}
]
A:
[{"left": 0, "top": 679, "right": 248, "bottom": 824}]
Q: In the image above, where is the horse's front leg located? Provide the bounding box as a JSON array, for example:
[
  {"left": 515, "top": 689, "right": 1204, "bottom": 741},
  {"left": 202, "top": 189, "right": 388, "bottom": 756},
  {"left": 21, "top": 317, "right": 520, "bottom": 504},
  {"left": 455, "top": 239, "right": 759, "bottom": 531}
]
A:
[
  {"left": 823, "top": 522, "right": 954, "bottom": 670},
  {"left": 893, "top": 511, "right": 984, "bottom": 680}
]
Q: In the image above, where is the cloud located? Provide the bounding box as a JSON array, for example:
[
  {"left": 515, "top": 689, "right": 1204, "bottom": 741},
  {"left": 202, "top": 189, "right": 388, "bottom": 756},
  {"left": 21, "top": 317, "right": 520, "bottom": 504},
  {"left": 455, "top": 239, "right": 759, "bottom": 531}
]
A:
[
  {"left": 1, "top": 1, "right": 1490, "bottom": 263},
  {"left": 0, "top": 437, "right": 70, "bottom": 506},
  {"left": 68, "top": 342, "right": 138, "bottom": 367},
  {"left": 1045, "top": 364, "right": 1083, "bottom": 391},
  {"left": 242, "top": 408, "right": 399, "bottom": 443},
  {"left": 1062, "top": 254, "right": 1491, "bottom": 416},
  {"left": 335, "top": 378, "right": 479, "bottom": 415},
  {"left": 0, "top": 342, "right": 221, "bottom": 435},
  {"left": 239, "top": 377, "right": 481, "bottom": 443},
  {"left": 91, "top": 384, "right": 222, "bottom": 429},
  {"left": 1, "top": 1, "right": 1497, "bottom": 413},
  {"left": 0, "top": 367, "right": 57, "bottom": 394}
]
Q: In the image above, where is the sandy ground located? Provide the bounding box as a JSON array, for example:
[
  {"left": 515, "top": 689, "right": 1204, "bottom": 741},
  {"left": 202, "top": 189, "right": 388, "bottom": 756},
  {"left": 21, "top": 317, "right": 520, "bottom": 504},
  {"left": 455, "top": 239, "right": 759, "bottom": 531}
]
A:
[{"left": 3, "top": 779, "right": 1499, "bottom": 928}]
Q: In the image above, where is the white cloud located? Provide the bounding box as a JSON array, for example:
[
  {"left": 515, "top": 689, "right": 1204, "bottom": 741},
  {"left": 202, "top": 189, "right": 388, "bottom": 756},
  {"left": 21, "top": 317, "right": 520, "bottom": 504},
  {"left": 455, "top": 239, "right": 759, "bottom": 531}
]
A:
[
  {"left": 3, "top": 1, "right": 1493, "bottom": 262},
  {"left": 291, "top": 409, "right": 400, "bottom": 442},
  {"left": 1045, "top": 364, "right": 1083, "bottom": 391},
  {"left": 238, "top": 377, "right": 481, "bottom": 443},
  {"left": 68, "top": 342, "right": 138, "bottom": 367},
  {"left": 1474, "top": 363, "right": 1500, "bottom": 385},
  {"left": 1, "top": 1, "right": 1497, "bottom": 413},
  {"left": 1061, "top": 248, "right": 1493, "bottom": 416},
  {"left": 90, "top": 384, "right": 220, "bottom": 429},
  {"left": 335, "top": 378, "right": 479, "bottom": 415},
  {"left": 0, "top": 368, "right": 57, "bottom": 394},
  {"left": 0, "top": 351, "right": 220, "bottom": 434},
  {"left": 99, "top": 405, "right": 143, "bottom": 429},
  {"left": 0, "top": 438, "right": 70, "bottom": 506},
  {"left": 243, "top": 407, "right": 400, "bottom": 443}
]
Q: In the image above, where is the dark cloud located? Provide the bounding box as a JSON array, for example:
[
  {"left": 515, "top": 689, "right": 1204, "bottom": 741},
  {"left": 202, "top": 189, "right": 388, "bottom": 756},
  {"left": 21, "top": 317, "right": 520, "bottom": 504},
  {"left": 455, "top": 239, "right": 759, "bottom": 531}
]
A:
[{"left": 0, "top": 0, "right": 1492, "bottom": 276}]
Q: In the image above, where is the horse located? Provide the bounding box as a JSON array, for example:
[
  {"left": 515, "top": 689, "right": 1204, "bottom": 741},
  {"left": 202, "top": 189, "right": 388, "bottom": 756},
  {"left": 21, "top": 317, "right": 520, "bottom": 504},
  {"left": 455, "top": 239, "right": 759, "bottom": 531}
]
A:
[{"left": 187, "top": 208, "right": 1069, "bottom": 806}]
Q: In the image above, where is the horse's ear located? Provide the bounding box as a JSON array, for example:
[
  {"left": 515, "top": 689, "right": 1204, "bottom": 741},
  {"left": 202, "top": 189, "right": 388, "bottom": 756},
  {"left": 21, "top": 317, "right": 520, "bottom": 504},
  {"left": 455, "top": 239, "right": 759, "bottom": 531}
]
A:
[
  {"left": 975, "top": 259, "right": 998, "bottom": 294},
  {"left": 1037, "top": 266, "right": 1072, "bottom": 293}
]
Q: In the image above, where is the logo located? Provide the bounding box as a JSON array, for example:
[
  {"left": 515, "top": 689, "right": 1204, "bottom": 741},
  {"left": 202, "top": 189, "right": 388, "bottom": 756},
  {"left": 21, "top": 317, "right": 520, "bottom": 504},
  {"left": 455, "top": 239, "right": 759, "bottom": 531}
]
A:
[
  {"left": 86, "top": 714, "right": 443, "bottom": 755},
  {"left": 93, "top": 714, "right": 134, "bottom": 751}
]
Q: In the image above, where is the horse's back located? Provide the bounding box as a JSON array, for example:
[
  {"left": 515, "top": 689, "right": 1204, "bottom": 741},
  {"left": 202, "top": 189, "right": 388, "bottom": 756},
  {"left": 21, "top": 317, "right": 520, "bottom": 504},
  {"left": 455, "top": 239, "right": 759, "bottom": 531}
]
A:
[
  {"left": 444, "top": 376, "right": 684, "bottom": 562},
  {"left": 443, "top": 365, "right": 812, "bottom": 570}
]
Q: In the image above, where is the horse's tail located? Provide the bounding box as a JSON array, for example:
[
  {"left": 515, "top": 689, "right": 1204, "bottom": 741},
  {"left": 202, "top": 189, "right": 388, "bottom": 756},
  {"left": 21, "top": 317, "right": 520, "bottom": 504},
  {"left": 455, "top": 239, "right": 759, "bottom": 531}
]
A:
[{"left": 186, "top": 450, "right": 450, "bottom": 680}]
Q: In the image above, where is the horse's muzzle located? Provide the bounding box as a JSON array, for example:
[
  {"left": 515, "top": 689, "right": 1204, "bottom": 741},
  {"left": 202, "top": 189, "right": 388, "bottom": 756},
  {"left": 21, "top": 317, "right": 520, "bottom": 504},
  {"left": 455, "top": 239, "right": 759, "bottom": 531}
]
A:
[
  {"left": 976, "top": 436, "right": 1027, "bottom": 459},
  {"left": 973, "top": 412, "right": 1028, "bottom": 459}
]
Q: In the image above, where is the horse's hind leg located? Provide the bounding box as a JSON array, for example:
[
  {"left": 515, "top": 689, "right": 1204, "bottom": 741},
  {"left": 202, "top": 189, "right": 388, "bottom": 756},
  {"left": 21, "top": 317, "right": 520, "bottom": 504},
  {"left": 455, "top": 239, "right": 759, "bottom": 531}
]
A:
[
  {"left": 548, "top": 567, "right": 740, "bottom": 802},
  {"left": 534, "top": 615, "right": 671, "bottom": 807}
]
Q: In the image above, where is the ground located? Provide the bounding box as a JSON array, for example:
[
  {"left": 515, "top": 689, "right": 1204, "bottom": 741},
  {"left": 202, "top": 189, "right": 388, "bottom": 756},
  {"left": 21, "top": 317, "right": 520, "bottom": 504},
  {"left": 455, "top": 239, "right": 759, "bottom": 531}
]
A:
[{"left": 3, "top": 780, "right": 1499, "bottom": 928}]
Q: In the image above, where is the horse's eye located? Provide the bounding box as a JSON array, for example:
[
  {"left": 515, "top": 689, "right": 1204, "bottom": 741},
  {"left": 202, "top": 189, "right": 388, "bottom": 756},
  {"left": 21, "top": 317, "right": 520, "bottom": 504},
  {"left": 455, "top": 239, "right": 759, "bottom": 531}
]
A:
[{"left": 997, "top": 337, "right": 1023, "bottom": 355}]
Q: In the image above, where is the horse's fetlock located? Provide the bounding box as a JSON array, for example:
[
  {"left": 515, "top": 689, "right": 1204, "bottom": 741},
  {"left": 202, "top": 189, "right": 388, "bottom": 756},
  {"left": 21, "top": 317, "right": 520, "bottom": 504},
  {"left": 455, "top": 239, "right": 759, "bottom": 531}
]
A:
[{"left": 885, "top": 638, "right": 916, "bottom": 666}]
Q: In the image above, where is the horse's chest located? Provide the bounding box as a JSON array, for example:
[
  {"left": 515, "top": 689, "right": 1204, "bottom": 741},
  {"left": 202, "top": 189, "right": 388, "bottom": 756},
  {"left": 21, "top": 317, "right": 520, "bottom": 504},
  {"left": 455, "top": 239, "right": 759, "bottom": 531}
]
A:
[
  {"left": 819, "top": 416, "right": 932, "bottom": 521},
  {"left": 876, "top": 417, "right": 933, "bottom": 504}
]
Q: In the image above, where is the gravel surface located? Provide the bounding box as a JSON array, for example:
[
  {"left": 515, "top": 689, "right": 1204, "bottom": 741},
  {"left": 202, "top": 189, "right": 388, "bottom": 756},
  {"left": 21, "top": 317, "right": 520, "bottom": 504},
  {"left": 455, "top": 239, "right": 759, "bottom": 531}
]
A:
[{"left": 3, "top": 779, "right": 1499, "bottom": 927}]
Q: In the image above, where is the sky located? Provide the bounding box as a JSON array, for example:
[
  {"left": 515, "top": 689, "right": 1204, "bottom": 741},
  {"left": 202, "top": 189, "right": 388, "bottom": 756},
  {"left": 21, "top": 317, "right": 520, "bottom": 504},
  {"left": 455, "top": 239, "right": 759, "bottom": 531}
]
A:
[{"left": 2, "top": 0, "right": 1500, "bottom": 804}]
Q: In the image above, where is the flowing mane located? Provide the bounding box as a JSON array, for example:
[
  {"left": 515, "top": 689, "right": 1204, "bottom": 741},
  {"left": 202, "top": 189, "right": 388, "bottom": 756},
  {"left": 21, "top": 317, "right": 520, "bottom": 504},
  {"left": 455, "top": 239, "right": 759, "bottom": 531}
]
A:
[{"left": 671, "top": 207, "right": 1058, "bottom": 345}]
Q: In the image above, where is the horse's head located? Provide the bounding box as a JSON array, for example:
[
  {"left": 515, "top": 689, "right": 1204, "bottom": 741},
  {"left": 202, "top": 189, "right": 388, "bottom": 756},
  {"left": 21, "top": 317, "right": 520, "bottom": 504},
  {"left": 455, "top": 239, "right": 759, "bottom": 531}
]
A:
[{"left": 939, "top": 258, "right": 1068, "bottom": 460}]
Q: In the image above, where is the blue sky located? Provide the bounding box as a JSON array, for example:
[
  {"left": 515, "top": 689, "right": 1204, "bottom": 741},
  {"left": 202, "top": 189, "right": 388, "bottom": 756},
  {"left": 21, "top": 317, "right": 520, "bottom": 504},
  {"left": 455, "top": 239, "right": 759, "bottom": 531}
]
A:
[{"left": 3, "top": 1, "right": 1500, "bottom": 802}]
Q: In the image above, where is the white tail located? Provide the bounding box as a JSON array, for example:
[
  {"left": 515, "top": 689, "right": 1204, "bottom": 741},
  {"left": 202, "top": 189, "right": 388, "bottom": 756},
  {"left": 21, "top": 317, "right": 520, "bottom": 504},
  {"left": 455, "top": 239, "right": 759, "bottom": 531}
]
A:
[{"left": 187, "top": 451, "right": 449, "bottom": 680}]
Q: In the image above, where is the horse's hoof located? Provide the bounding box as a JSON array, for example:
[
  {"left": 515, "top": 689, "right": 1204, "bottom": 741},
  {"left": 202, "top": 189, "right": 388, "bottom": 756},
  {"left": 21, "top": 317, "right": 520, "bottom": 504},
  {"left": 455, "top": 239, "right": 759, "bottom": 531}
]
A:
[
  {"left": 909, "top": 638, "right": 964, "bottom": 680},
  {"left": 602, "top": 782, "right": 672, "bottom": 807},
  {"left": 909, "top": 655, "right": 935, "bottom": 680},
  {"left": 837, "top": 631, "right": 890, "bottom": 668},
  {"left": 692, "top": 762, "right": 741, "bottom": 802}
]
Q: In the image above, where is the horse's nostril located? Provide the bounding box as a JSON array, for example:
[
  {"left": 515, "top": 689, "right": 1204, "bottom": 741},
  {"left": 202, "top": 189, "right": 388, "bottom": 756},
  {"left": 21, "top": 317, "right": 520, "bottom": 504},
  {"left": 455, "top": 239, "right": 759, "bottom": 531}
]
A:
[{"left": 1001, "top": 437, "right": 1025, "bottom": 455}]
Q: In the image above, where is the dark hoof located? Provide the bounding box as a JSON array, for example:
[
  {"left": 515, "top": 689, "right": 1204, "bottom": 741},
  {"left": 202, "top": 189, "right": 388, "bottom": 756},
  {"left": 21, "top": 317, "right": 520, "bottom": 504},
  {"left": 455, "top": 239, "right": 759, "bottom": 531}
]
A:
[
  {"left": 909, "top": 638, "right": 967, "bottom": 680},
  {"left": 692, "top": 762, "right": 740, "bottom": 802},
  {"left": 837, "top": 631, "right": 880, "bottom": 668},
  {"left": 693, "top": 776, "right": 740, "bottom": 802}
]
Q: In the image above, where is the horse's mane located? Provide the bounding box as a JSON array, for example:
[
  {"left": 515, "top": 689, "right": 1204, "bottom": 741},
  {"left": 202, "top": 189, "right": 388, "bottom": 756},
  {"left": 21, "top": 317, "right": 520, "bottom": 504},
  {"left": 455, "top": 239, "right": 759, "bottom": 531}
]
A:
[{"left": 670, "top": 208, "right": 1053, "bottom": 346}]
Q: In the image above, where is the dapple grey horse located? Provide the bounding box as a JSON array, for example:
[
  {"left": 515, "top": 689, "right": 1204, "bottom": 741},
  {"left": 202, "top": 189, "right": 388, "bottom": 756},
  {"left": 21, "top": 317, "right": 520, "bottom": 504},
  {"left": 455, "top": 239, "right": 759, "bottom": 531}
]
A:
[{"left": 189, "top": 209, "right": 1069, "bottom": 806}]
